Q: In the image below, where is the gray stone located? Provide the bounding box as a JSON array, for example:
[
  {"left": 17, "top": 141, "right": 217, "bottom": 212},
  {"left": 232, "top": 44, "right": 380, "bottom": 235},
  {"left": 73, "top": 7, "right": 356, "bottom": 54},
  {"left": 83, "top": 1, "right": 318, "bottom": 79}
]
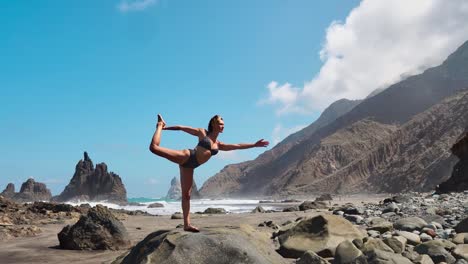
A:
[
  {"left": 414, "top": 242, "right": 456, "bottom": 264},
  {"left": 362, "top": 238, "right": 394, "bottom": 253},
  {"left": 414, "top": 254, "right": 435, "bottom": 264},
  {"left": 147, "top": 202, "right": 164, "bottom": 208},
  {"left": 297, "top": 250, "right": 330, "bottom": 264},
  {"left": 396, "top": 230, "right": 421, "bottom": 245},
  {"left": 367, "top": 218, "right": 393, "bottom": 233},
  {"left": 299, "top": 201, "right": 329, "bottom": 211},
  {"left": 453, "top": 244, "right": 468, "bottom": 262},
  {"left": 114, "top": 226, "right": 285, "bottom": 264},
  {"left": 367, "top": 230, "right": 380, "bottom": 238},
  {"left": 420, "top": 233, "right": 433, "bottom": 242},
  {"left": 453, "top": 233, "right": 468, "bottom": 244},
  {"left": 382, "top": 203, "right": 399, "bottom": 214},
  {"left": 277, "top": 214, "right": 364, "bottom": 258},
  {"left": 365, "top": 249, "right": 412, "bottom": 264},
  {"left": 383, "top": 236, "right": 406, "bottom": 254},
  {"left": 345, "top": 215, "right": 364, "bottom": 224},
  {"left": 394, "top": 217, "right": 427, "bottom": 232},
  {"left": 456, "top": 217, "right": 468, "bottom": 233},
  {"left": 203, "top": 208, "right": 227, "bottom": 214},
  {"left": 251, "top": 206, "right": 265, "bottom": 213},
  {"left": 333, "top": 240, "right": 367, "bottom": 264}
]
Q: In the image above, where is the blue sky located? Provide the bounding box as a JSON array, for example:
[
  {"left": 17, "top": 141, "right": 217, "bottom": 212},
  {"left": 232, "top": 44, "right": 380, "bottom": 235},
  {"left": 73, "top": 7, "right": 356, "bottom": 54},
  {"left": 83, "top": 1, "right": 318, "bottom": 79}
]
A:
[{"left": 2, "top": 0, "right": 467, "bottom": 198}]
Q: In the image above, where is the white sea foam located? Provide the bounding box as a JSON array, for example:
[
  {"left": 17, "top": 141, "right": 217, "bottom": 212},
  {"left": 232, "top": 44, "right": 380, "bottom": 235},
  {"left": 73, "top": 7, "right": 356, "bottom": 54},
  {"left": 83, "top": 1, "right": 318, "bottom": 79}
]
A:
[{"left": 65, "top": 198, "right": 278, "bottom": 215}]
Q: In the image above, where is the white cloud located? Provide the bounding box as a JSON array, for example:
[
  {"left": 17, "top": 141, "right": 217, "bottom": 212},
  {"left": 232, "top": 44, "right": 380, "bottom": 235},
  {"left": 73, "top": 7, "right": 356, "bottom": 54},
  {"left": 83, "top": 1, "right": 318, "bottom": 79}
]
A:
[
  {"left": 272, "top": 124, "right": 307, "bottom": 145},
  {"left": 146, "top": 178, "right": 159, "bottom": 185},
  {"left": 262, "top": 0, "right": 468, "bottom": 113},
  {"left": 117, "top": 0, "right": 157, "bottom": 13},
  {"left": 215, "top": 150, "right": 243, "bottom": 162}
]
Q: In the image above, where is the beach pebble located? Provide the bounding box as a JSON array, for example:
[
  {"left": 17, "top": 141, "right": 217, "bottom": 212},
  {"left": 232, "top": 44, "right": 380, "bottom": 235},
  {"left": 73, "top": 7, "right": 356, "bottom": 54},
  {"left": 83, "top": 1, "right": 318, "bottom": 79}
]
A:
[
  {"left": 367, "top": 230, "right": 380, "bottom": 238},
  {"left": 420, "top": 233, "right": 433, "bottom": 242},
  {"left": 453, "top": 244, "right": 468, "bottom": 261},
  {"left": 383, "top": 202, "right": 399, "bottom": 213},
  {"left": 394, "top": 217, "right": 427, "bottom": 232},
  {"left": 345, "top": 214, "right": 364, "bottom": 224},
  {"left": 296, "top": 250, "right": 330, "bottom": 264},
  {"left": 453, "top": 233, "right": 468, "bottom": 244},
  {"left": 396, "top": 230, "right": 421, "bottom": 245},
  {"left": 334, "top": 240, "right": 366, "bottom": 263}
]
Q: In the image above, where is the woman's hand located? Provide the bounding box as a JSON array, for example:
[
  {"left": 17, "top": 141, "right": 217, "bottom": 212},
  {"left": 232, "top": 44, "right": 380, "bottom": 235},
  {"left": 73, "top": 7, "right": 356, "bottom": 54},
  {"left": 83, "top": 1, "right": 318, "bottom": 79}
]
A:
[{"left": 254, "top": 139, "right": 269, "bottom": 148}]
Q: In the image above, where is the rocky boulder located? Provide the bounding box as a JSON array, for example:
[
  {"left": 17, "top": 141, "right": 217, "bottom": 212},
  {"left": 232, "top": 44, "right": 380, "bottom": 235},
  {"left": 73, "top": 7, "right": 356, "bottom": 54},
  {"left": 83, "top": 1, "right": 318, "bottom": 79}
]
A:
[
  {"left": 166, "top": 177, "right": 200, "bottom": 200},
  {"left": 53, "top": 152, "right": 127, "bottom": 204},
  {"left": 437, "top": 129, "right": 468, "bottom": 193},
  {"left": 147, "top": 202, "right": 164, "bottom": 208},
  {"left": 277, "top": 214, "right": 365, "bottom": 258},
  {"left": 1, "top": 183, "right": 15, "bottom": 198},
  {"left": 113, "top": 225, "right": 286, "bottom": 264},
  {"left": 12, "top": 178, "right": 52, "bottom": 202},
  {"left": 456, "top": 217, "right": 468, "bottom": 233},
  {"left": 299, "top": 201, "right": 329, "bottom": 211},
  {"left": 58, "top": 204, "right": 130, "bottom": 250}
]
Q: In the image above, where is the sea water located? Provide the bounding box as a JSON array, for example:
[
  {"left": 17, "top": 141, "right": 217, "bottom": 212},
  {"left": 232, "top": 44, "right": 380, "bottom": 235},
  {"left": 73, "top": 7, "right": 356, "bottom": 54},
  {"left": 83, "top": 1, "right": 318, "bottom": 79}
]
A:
[{"left": 66, "top": 197, "right": 279, "bottom": 215}]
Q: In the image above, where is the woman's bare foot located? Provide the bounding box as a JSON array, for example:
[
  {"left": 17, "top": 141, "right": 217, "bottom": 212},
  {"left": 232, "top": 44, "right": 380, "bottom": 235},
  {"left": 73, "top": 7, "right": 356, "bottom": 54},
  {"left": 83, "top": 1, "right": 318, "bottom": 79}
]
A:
[
  {"left": 183, "top": 225, "right": 200, "bottom": 232},
  {"left": 157, "top": 114, "right": 166, "bottom": 128}
]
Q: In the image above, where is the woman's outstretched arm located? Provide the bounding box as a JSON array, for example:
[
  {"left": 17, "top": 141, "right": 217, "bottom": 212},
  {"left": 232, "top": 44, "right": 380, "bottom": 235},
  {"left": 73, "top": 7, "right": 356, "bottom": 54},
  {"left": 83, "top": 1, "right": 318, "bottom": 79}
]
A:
[
  {"left": 164, "top": 125, "right": 204, "bottom": 137},
  {"left": 218, "top": 139, "right": 269, "bottom": 151}
]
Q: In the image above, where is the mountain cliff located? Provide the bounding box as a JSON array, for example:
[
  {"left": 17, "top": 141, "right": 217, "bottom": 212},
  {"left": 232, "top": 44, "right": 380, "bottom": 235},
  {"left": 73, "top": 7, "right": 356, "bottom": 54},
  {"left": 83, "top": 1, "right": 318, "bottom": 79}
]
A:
[{"left": 200, "top": 40, "right": 468, "bottom": 197}]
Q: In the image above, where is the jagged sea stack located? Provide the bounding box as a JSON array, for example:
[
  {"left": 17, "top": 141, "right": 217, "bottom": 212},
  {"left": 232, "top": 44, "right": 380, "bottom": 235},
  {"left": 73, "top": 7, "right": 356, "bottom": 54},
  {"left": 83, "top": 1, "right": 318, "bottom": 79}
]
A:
[
  {"left": 11, "top": 178, "right": 52, "bottom": 202},
  {"left": 166, "top": 176, "right": 200, "bottom": 200},
  {"left": 53, "top": 152, "right": 127, "bottom": 204},
  {"left": 1, "top": 183, "right": 15, "bottom": 198}
]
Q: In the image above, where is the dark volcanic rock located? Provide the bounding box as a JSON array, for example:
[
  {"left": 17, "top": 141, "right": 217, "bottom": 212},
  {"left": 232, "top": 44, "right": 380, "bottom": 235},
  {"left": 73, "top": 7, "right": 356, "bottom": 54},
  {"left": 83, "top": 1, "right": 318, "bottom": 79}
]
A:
[
  {"left": 114, "top": 227, "right": 286, "bottom": 264},
  {"left": 437, "top": 129, "right": 468, "bottom": 193},
  {"left": 147, "top": 202, "right": 164, "bottom": 208},
  {"left": 166, "top": 177, "right": 200, "bottom": 200},
  {"left": 12, "top": 178, "right": 52, "bottom": 202},
  {"left": 58, "top": 204, "right": 130, "bottom": 250},
  {"left": 1, "top": 183, "right": 15, "bottom": 198},
  {"left": 53, "top": 152, "right": 127, "bottom": 204}
]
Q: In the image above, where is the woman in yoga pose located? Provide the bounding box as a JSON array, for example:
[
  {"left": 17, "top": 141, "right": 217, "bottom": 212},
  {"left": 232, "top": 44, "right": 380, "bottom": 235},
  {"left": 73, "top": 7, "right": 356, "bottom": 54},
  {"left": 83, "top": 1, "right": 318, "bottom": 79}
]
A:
[{"left": 149, "top": 114, "right": 269, "bottom": 232}]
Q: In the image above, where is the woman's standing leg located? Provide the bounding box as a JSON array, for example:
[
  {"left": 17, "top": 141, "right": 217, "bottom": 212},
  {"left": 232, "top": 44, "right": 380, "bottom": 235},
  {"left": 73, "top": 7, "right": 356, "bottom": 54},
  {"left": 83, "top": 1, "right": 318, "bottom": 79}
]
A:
[{"left": 179, "top": 166, "right": 199, "bottom": 232}]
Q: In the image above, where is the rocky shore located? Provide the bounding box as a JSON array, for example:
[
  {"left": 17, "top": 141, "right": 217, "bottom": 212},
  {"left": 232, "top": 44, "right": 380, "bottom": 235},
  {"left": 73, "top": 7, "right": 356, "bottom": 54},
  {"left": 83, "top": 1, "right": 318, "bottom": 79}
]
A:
[{"left": 0, "top": 191, "right": 466, "bottom": 264}]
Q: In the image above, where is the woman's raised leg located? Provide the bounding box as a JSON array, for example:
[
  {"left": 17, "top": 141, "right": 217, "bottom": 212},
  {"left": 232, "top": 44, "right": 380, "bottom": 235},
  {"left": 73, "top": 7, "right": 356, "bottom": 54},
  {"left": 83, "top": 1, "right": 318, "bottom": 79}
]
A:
[
  {"left": 149, "top": 115, "right": 189, "bottom": 164},
  {"left": 180, "top": 166, "right": 199, "bottom": 232}
]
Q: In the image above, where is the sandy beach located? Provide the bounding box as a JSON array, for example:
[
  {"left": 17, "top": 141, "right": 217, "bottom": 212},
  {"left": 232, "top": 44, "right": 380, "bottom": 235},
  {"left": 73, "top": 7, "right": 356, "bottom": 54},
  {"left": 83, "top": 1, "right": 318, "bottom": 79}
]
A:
[
  {"left": 0, "top": 210, "right": 313, "bottom": 263},
  {"left": 0, "top": 195, "right": 392, "bottom": 264}
]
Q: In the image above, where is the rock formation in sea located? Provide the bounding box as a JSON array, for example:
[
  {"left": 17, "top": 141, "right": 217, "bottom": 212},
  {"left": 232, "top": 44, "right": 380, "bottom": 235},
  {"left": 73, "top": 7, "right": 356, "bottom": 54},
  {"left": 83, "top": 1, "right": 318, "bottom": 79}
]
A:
[
  {"left": 10, "top": 178, "right": 52, "bottom": 202},
  {"left": 53, "top": 152, "right": 127, "bottom": 204},
  {"left": 436, "top": 128, "right": 468, "bottom": 193},
  {"left": 200, "top": 40, "right": 468, "bottom": 197},
  {"left": 1, "top": 183, "right": 15, "bottom": 198},
  {"left": 166, "top": 176, "right": 200, "bottom": 200}
]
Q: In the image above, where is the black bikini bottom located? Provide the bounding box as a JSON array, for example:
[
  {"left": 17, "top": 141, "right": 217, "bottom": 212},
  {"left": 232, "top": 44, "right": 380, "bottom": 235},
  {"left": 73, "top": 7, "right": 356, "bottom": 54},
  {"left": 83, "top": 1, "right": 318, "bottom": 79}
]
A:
[{"left": 181, "top": 149, "right": 200, "bottom": 169}]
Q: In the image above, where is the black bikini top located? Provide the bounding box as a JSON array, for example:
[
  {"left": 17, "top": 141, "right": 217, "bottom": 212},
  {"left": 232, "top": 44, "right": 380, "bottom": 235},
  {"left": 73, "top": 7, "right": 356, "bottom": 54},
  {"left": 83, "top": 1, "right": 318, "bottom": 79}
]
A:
[{"left": 197, "top": 132, "right": 219, "bottom": 155}]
